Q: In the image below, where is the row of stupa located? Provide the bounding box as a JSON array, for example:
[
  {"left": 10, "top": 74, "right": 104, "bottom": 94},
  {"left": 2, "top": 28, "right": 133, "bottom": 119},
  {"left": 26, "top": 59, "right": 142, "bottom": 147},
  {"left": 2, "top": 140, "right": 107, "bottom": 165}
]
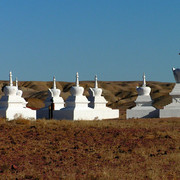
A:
[
  {"left": 1, "top": 68, "right": 180, "bottom": 121},
  {"left": 0, "top": 72, "right": 119, "bottom": 120},
  {"left": 37, "top": 72, "right": 119, "bottom": 120}
]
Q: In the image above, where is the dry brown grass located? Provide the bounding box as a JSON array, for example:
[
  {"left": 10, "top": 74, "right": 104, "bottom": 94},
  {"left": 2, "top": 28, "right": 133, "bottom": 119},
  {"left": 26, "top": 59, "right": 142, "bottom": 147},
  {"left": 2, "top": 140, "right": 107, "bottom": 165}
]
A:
[{"left": 0, "top": 118, "right": 179, "bottom": 179}]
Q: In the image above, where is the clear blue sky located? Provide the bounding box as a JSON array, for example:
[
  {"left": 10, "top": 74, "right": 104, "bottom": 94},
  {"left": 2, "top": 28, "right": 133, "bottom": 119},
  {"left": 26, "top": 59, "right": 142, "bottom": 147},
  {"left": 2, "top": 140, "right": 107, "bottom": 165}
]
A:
[{"left": 0, "top": 0, "right": 180, "bottom": 82}]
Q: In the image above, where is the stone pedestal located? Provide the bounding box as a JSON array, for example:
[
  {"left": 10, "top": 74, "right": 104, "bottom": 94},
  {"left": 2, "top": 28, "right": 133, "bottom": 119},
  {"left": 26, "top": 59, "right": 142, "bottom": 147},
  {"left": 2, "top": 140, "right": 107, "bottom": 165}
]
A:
[
  {"left": 126, "top": 73, "right": 158, "bottom": 119},
  {"left": 160, "top": 69, "right": 180, "bottom": 117},
  {"left": 0, "top": 72, "right": 36, "bottom": 120}
]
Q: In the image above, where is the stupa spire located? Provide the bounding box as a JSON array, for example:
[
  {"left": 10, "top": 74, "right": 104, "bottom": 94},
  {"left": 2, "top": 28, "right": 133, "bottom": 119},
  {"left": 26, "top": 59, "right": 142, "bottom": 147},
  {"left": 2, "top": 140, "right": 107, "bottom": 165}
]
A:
[
  {"left": 95, "top": 75, "right": 98, "bottom": 88},
  {"left": 76, "top": 72, "right": 79, "bottom": 87},
  {"left": 16, "top": 78, "right": 18, "bottom": 88},
  {"left": 53, "top": 76, "right": 56, "bottom": 89},
  {"left": 9, "top": 71, "right": 13, "bottom": 86},
  {"left": 142, "top": 73, "right": 146, "bottom": 87}
]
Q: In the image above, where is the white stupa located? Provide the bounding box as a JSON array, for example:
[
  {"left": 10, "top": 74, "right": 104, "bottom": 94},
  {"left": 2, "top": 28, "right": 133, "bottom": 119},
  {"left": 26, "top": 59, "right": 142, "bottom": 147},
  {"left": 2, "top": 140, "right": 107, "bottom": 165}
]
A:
[
  {"left": 37, "top": 76, "right": 64, "bottom": 119},
  {"left": 126, "top": 73, "right": 158, "bottom": 119},
  {"left": 160, "top": 68, "right": 180, "bottom": 117},
  {"left": 53, "top": 72, "right": 97, "bottom": 120},
  {"left": 88, "top": 75, "right": 119, "bottom": 119},
  {"left": 0, "top": 72, "right": 36, "bottom": 120}
]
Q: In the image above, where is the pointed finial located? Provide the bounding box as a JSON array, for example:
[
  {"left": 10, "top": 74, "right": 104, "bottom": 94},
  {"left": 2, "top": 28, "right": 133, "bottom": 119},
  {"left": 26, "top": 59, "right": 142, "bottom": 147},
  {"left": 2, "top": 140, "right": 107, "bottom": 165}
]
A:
[
  {"left": 9, "top": 71, "right": 13, "bottom": 86},
  {"left": 53, "top": 76, "right": 56, "bottom": 89},
  {"left": 16, "top": 77, "right": 18, "bottom": 88},
  {"left": 142, "top": 73, "right": 146, "bottom": 87},
  {"left": 95, "top": 75, "right": 98, "bottom": 88},
  {"left": 76, "top": 72, "right": 79, "bottom": 87}
]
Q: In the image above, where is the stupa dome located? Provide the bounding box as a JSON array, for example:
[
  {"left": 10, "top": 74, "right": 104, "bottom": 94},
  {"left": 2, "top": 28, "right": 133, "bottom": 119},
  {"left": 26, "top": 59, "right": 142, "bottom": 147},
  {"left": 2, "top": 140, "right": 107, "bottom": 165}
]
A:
[
  {"left": 49, "top": 76, "right": 61, "bottom": 97},
  {"left": 70, "top": 72, "right": 84, "bottom": 96},
  {"left": 50, "top": 88, "right": 60, "bottom": 97},
  {"left": 136, "top": 73, "right": 151, "bottom": 96},
  {"left": 92, "top": 88, "right": 102, "bottom": 96},
  {"left": 90, "top": 75, "right": 102, "bottom": 96},
  {"left": 3, "top": 72, "right": 17, "bottom": 96},
  {"left": 15, "top": 78, "right": 23, "bottom": 97},
  {"left": 4, "top": 86, "right": 17, "bottom": 96},
  {"left": 16, "top": 90, "right": 23, "bottom": 97},
  {"left": 137, "top": 86, "right": 151, "bottom": 96},
  {"left": 172, "top": 68, "right": 180, "bottom": 83},
  {"left": 70, "top": 86, "right": 84, "bottom": 96}
]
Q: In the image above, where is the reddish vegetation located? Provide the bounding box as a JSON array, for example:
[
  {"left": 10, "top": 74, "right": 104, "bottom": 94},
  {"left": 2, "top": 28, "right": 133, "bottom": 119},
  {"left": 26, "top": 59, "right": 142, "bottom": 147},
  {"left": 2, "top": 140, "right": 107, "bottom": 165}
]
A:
[{"left": 0, "top": 118, "right": 179, "bottom": 179}]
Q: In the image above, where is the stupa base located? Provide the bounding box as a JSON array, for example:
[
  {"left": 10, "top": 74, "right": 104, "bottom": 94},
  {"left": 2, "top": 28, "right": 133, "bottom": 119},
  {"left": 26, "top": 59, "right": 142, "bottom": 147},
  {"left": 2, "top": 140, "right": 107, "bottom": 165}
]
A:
[
  {"left": 53, "top": 107, "right": 98, "bottom": 120},
  {"left": 53, "top": 107, "right": 119, "bottom": 120},
  {"left": 37, "top": 108, "right": 50, "bottom": 119},
  {"left": 93, "top": 108, "right": 119, "bottom": 120},
  {"left": 126, "top": 107, "right": 159, "bottom": 119},
  {"left": 160, "top": 108, "right": 180, "bottom": 118},
  {"left": 0, "top": 107, "right": 36, "bottom": 121}
]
